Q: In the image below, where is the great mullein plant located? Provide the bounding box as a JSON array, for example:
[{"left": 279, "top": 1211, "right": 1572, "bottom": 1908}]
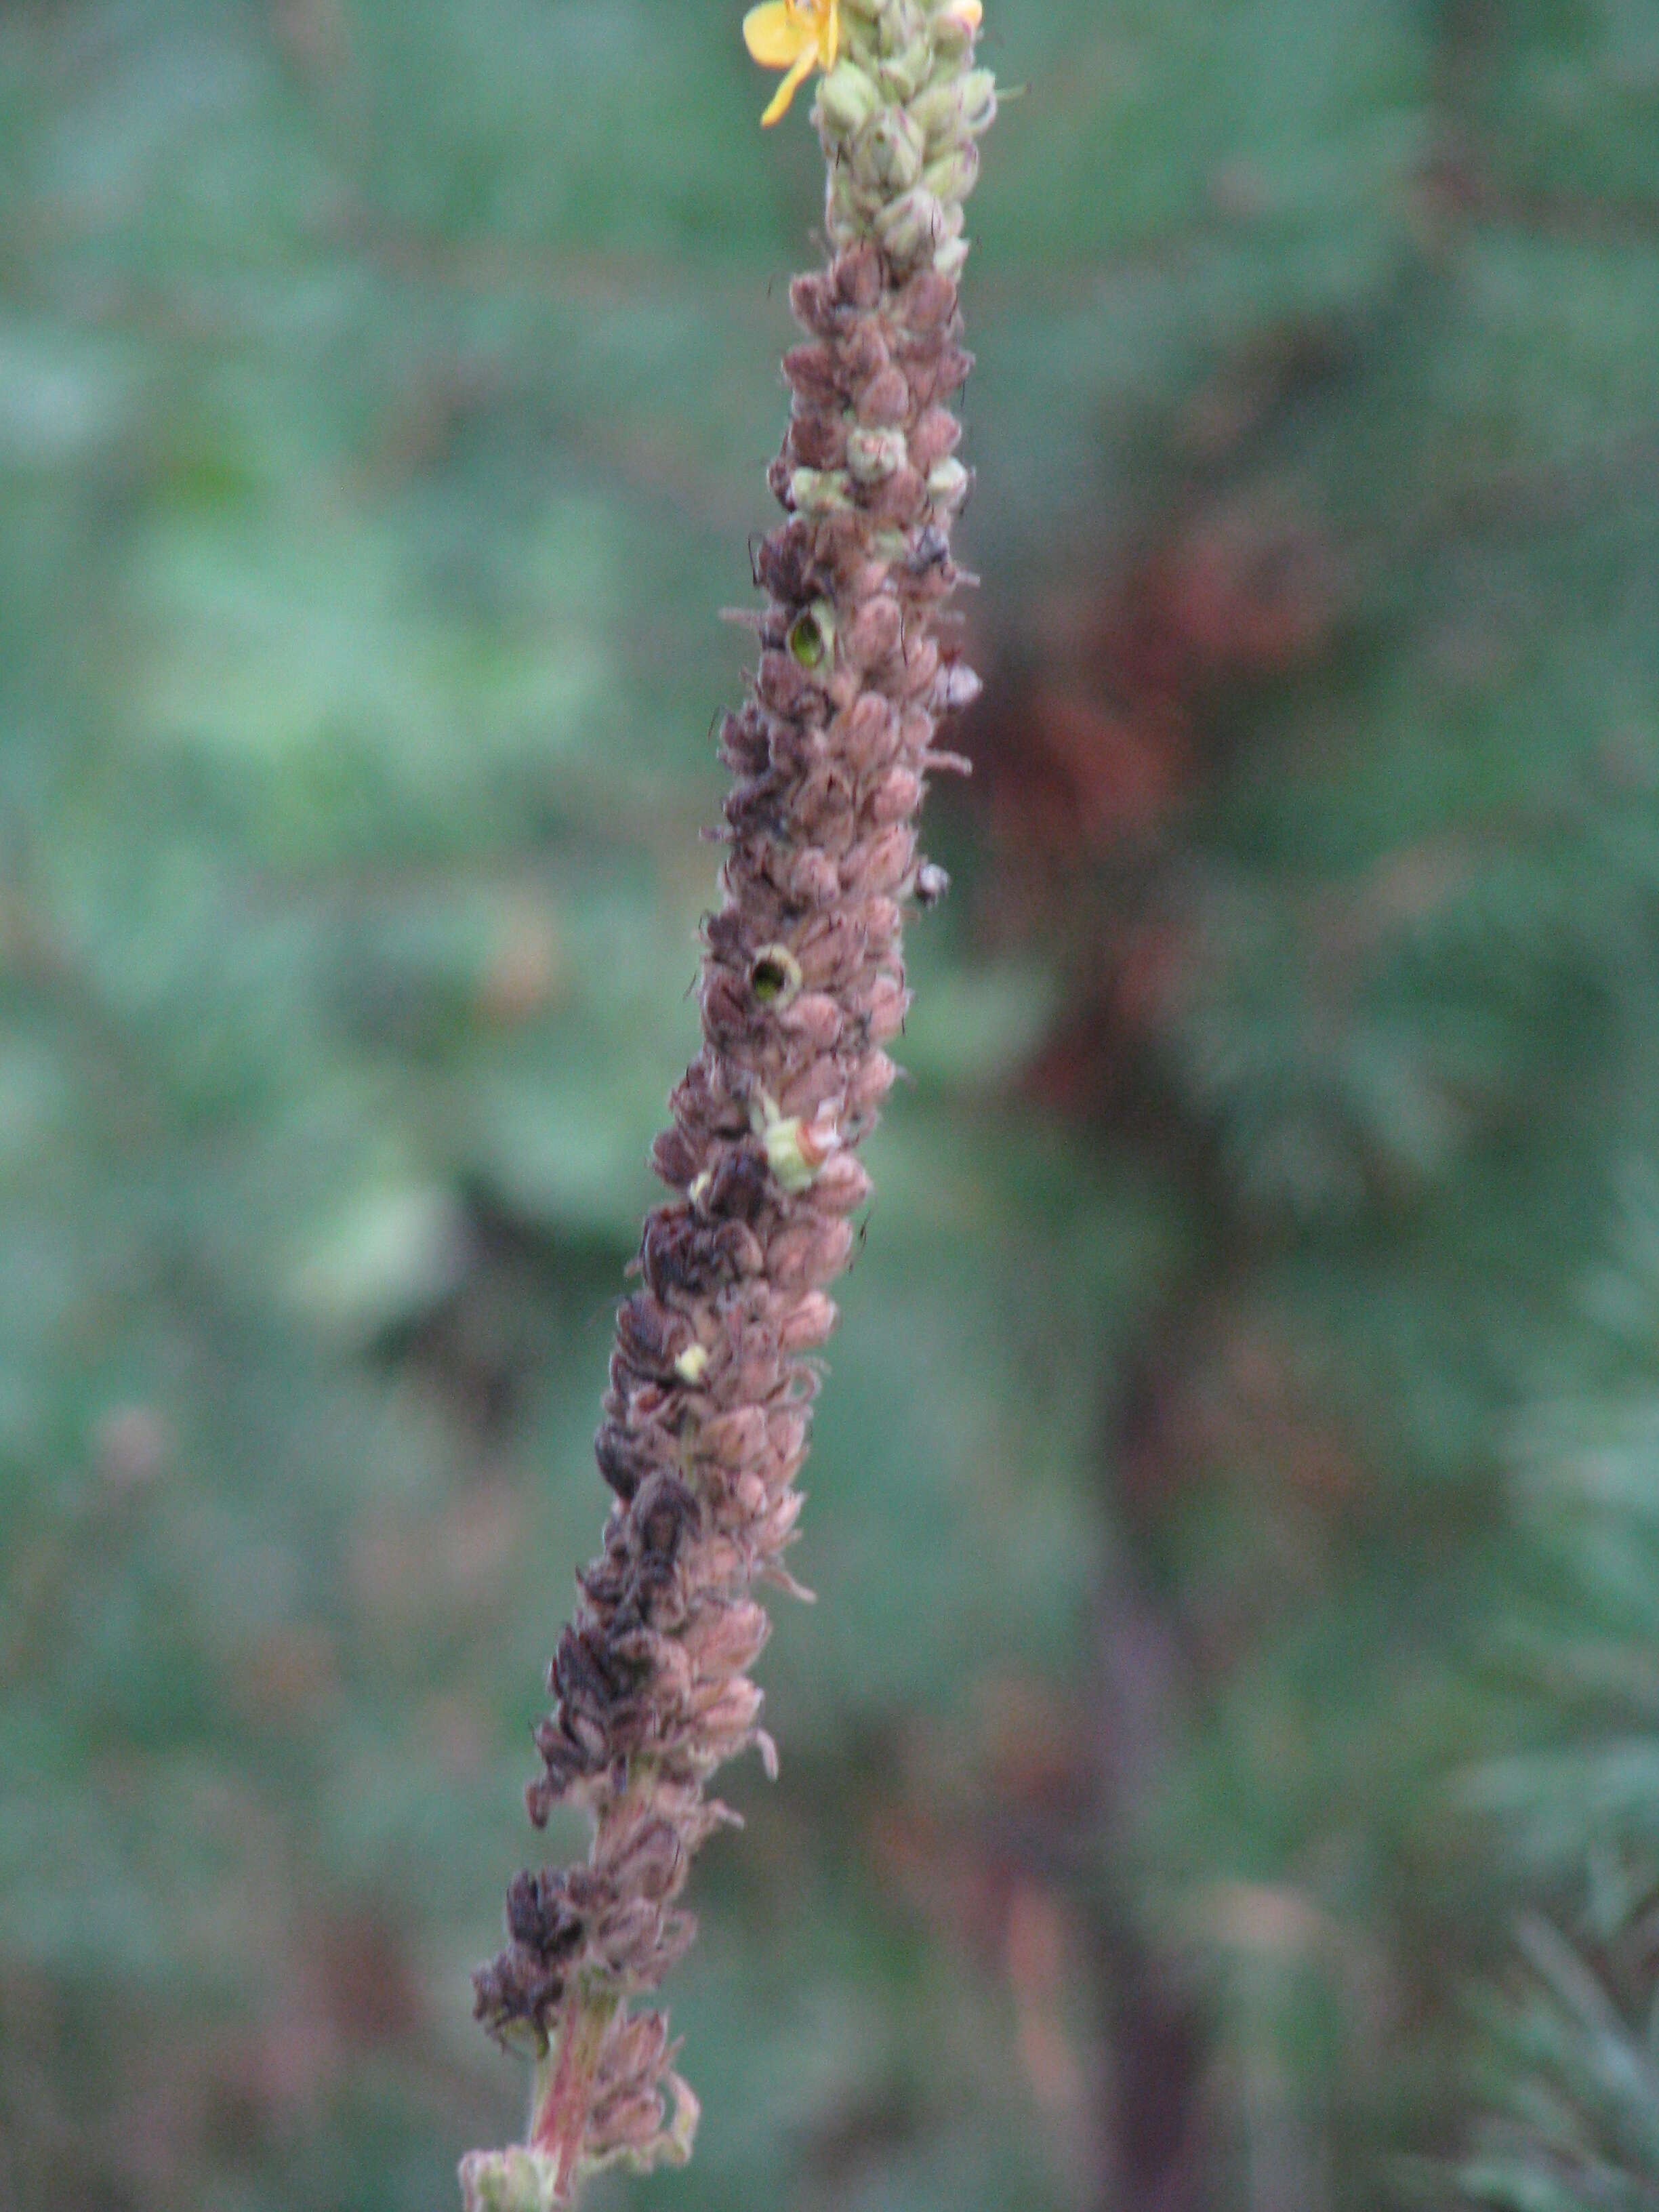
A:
[{"left": 460, "top": 5, "right": 996, "bottom": 2205}]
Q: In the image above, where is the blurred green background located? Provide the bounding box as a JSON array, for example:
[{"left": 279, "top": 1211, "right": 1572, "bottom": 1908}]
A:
[{"left": 5, "top": 2, "right": 1659, "bottom": 2207}]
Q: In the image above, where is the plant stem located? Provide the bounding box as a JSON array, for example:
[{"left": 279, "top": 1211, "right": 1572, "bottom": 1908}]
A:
[{"left": 530, "top": 1997, "right": 618, "bottom": 2205}]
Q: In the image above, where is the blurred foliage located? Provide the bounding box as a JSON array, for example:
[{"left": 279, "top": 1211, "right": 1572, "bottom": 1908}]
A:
[
  {"left": 2, "top": 2, "right": 1659, "bottom": 2211},
  {"left": 1448, "top": 1172, "right": 1659, "bottom": 2212}
]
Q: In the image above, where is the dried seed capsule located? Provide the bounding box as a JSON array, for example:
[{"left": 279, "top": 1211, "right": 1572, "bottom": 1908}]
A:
[
  {"left": 867, "top": 765, "right": 922, "bottom": 823},
  {"left": 780, "top": 1290, "right": 838, "bottom": 1350},
  {"left": 617, "top": 1294, "right": 693, "bottom": 1380},
  {"left": 777, "top": 1060, "right": 845, "bottom": 1122},
  {"left": 808, "top": 1152, "right": 873, "bottom": 1215},
  {"left": 899, "top": 266, "right": 959, "bottom": 331},
  {"left": 696, "top": 1406, "right": 769, "bottom": 1469},
  {"left": 842, "top": 594, "right": 904, "bottom": 670},
  {"left": 704, "top": 1143, "right": 772, "bottom": 1222},
  {"left": 870, "top": 464, "right": 928, "bottom": 528},
  {"left": 783, "top": 846, "right": 842, "bottom": 906},
  {"left": 651, "top": 1125, "right": 704, "bottom": 1191},
  {"left": 844, "top": 823, "right": 917, "bottom": 896},
  {"left": 779, "top": 991, "right": 844, "bottom": 1049},
  {"left": 717, "top": 706, "right": 771, "bottom": 774},
  {"left": 832, "top": 239, "right": 883, "bottom": 308},
  {"left": 909, "top": 406, "right": 962, "bottom": 470},
  {"left": 839, "top": 689, "right": 900, "bottom": 769},
  {"left": 846, "top": 1050, "right": 899, "bottom": 1118},
  {"left": 632, "top": 1473, "right": 701, "bottom": 1562},
  {"left": 596, "top": 1423, "right": 651, "bottom": 1504},
  {"left": 843, "top": 321, "right": 890, "bottom": 382},
  {"left": 782, "top": 343, "right": 840, "bottom": 405},
  {"left": 682, "top": 1599, "right": 771, "bottom": 1680},
  {"left": 896, "top": 634, "right": 941, "bottom": 700},
  {"left": 790, "top": 411, "right": 848, "bottom": 471},
  {"left": 794, "top": 909, "right": 865, "bottom": 989},
  {"left": 756, "top": 647, "right": 817, "bottom": 717},
  {"left": 789, "top": 270, "right": 840, "bottom": 335},
  {"left": 701, "top": 965, "right": 753, "bottom": 1048},
  {"left": 857, "top": 366, "right": 910, "bottom": 426}
]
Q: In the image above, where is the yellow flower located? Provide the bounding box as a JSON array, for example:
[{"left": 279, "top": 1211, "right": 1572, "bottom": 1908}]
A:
[{"left": 743, "top": 0, "right": 840, "bottom": 127}]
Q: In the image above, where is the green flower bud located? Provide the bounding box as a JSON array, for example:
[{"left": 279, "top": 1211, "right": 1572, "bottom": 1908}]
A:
[
  {"left": 875, "top": 38, "right": 933, "bottom": 104},
  {"left": 838, "top": 9, "right": 883, "bottom": 68},
  {"left": 922, "top": 141, "right": 979, "bottom": 205},
  {"left": 817, "top": 62, "right": 881, "bottom": 140},
  {"left": 911, "top": 68, "right": 997, "bottom": 146},
  {"left": 824, "top": 199, "right": 864, "bottom": 251},
  {"left": 874, "top": 186, "right": 947, "bottom": 266},
  {"left": 871, "top": 0, "right": 925, "bottom": 49},
  {"left": 851, "top": 106, "right": 926, "bottom": 194}
]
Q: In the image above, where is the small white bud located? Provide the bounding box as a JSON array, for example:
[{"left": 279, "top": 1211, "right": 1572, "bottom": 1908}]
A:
[
  {"left": 927, "top": 457, "right": 971, "bottom": 510},
  {"left": 846, "top": 424, "right": 908, "bottom": 485},
  {"left": 790, "top": 467, "right": 852, "bottom": 514}
]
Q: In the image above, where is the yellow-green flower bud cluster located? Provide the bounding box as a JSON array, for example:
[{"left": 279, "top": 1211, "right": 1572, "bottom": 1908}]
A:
[{"left": 817, "top": 0, "right": 997, "bottom": 280}]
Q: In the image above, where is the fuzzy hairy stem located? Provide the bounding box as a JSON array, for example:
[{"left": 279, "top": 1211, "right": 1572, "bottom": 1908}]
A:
[
  {"left": 529, "top": 1996, "right": 617, "bottom": 2200},
  {"left": 462, "top": 5, "right": 996, "bottom": 2201}
]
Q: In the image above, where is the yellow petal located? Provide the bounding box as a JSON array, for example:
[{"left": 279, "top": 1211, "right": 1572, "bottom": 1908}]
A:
[
  {"left": 744, "top": 1, "right": 810, "bottom": 67},
  {"left": 760, "top": 41, "right": 817, "bottom": 125},
  {"left": 823, "top": 0, "right": 840, "bottom": 68}
]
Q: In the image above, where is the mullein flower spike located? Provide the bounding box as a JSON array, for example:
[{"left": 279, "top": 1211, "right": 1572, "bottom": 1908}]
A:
[{"left": 461, "top": 5, "right": 996, "bottom": 2206}]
